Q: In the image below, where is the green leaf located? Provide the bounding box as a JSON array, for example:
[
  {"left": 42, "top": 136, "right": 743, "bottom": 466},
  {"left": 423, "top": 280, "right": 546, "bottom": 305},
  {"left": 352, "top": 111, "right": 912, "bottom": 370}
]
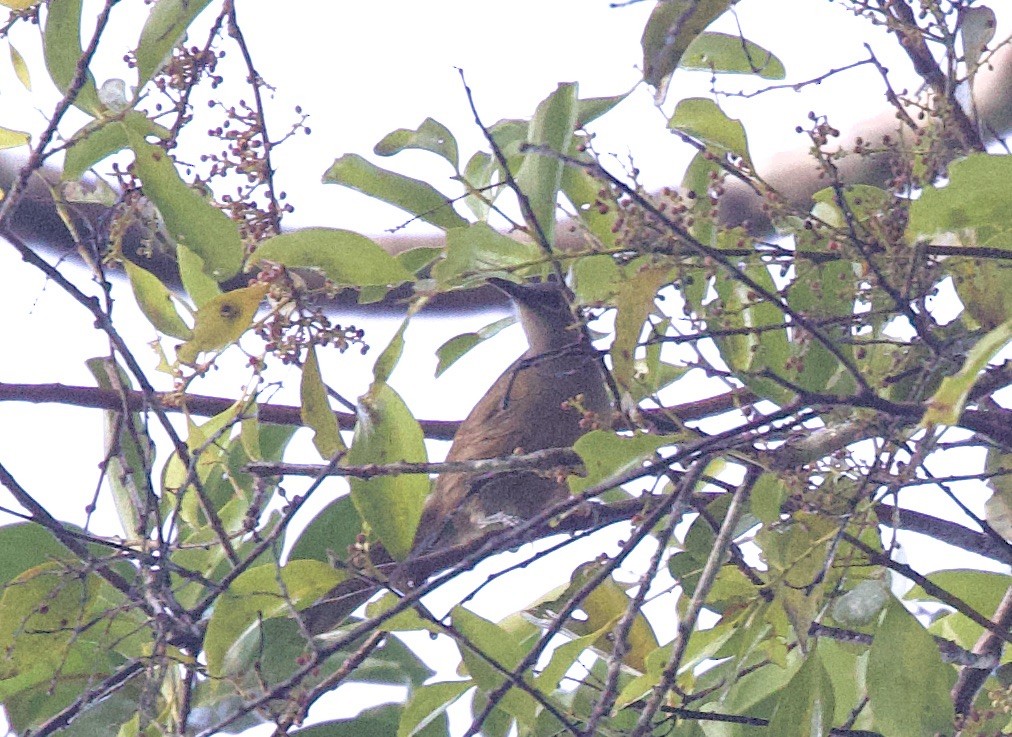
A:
[
  {"left": 922, "top": 318, "right": 1012, "bottom": 425},
  {"left": 164, "top": 398, "right": 253, "bottom": 530},
  {"left": 399, "top": 681, "right": 471, "bottom": 737},
  {"left": 668, "top": 97, "right": 753, "bottom": 168},
  {"left": 532, "top": 564, "right": 660, "bottom": 673},
  {"left": 175, "top": 282, "right": 267, "bottom": 364},
  {"left": 42, "top": 0, "right": 101, "bottom": 114},
  {"left": 961, "top": 6, "right": 997, "bottom": 72},
  {"left": 300, "top": 345, "right": 346, "bottom": 459},
  {"left": 287, "top": 494, "right": 363, "bottom": 565},
  {"left": 642, "top": 0, "right": 733, "bottom": 94},
  {"left": 0, "top": 523, "right": 79, "bottom": 587},
  {"left": 947, "top": 256, "right": 1012, "bottom": 330},
  {"left": 767, "top": 646, "right": 835, "bottom": 737},
  {"left": 125, "top": 126, "right": 244, "bottom": 280},
  {"left": 749, "top": 472, "right": 787, "bottom": 524},
  {"left": 177, "top": 244, "right": 222, "bottom": 308},
  {"left": 678, "top": 150, "right": 725, "bottom": 251},
  {"left": 451, "top": 606, "right": 537, "bottom": 724},
  {"left": 532, "top": 632, "right": 597, "bottom": 695},
  {"left": 6, "top": 677, "right": 143, "bottom": 737},
  {"left": 431, "top": 222, "right": 543, "bottom": 287},
  {"left": 681, "top": 32, "right": 785, "bottom": 79},
  {"left": 571, "top": 253, "right": 622, "bottom": 303},
  {"left": 984, "top": 483, "right": 1012, "bottom": 549},
  {"left": 434, "top": 316, "right": 514, "bottom": 378},
  {"left": 217, "top": 615, "right": 310, "bottom": 685},
  {"left": 610, "top": 260, "right": 672, "bottom": 392},
  {"left": 832, "top": 579, "right": 889, "bottom": 626},
  {"left": 0, "top": 562, "right": 105, "bottom": 681},
  {"left": 462, "top": 150, "right": 498, "bottom": 220},
  {"left": 291, "top": 705, "right": 435, "bottom": 737},
  {"left": 560, "top": 163, "right": 619, "bottom": 247},
  {"left": 324, "top": 153, "right": 468, "bottom": 231},
  {"left": 365, "top": 591, "right": 436, "bottom": 634},
  {"left": 87, "top": 357, "right": 157, "bottom": 539},
  {"left": 907, "top": 154, "right": 1012, "bottom": 244},
  {"left": 373, "top": 309, "right": 413, "bottom": 386},
  {"left": 344, "top": 383, "right": 428, "bottom": 560},
  {"left": 711, "top": 263, "right": 793, "bottom": 404},
  {"left": 203, "top": 560, "right": 343, "bottom": 678},
  {"left": 64, "top": 112, "right": 169, "bottom": 181},
  {"left": 575, "top": 92, "right": 630, "bottom": 127},
  {"left": 135, "top": 0, "right": 214, "bottom": 86},
  {"left": 452, "top": 608, "right": 526, "bottom": 684},
  {"left": 812, "top": 183, "right": 892, "bottom": 225},
  {"left": 223, "top": 612, "right": 429, "bottom": 691},
  {"left": 867, "top": 599, "right": 956, "bottom": 737},
  {"left": 515, "top": 82, "right": 579, "bottom": 247},
  {"left": 398, "top": 246, "right": 442, "bottom": 276},
  {"left": 375, "top": 117, "right": 459, "bottom": 170},
  {"left": 570, "top": 430, "right": 681, "bottom": 497},
  {"left": 906, "top": 569, "right": 1011, "bottom": 645},
  {"left": 123, "top": 260, "right": 192, "bottom": 340},
  {"left": 784, "top": 259, "right": 856, "bottom": 394},
  {"left": 251, "top": 227, "right": 413, "bottom": 288},
  {"left": 582, "top": 581, "right": 661, "bottom": 674}
]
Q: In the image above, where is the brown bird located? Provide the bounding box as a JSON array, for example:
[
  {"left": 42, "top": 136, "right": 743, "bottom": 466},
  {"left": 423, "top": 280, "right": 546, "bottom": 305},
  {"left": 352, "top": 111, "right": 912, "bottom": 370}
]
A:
[{"left": 397, "top": 277, "right": 613, "bottom": 585}]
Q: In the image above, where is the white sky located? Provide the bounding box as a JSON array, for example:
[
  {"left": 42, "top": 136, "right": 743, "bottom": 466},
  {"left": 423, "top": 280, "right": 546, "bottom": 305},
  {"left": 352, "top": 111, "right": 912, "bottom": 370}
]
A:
[{"left": 0, "top": 1, "right": 1008, "bottom": 733}]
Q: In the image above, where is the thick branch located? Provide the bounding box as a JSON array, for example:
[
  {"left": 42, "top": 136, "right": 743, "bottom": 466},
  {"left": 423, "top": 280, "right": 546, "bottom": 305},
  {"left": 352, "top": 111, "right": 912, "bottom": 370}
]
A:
[{"left": 0, "top": 380, "right": 750, "bottom": 439}]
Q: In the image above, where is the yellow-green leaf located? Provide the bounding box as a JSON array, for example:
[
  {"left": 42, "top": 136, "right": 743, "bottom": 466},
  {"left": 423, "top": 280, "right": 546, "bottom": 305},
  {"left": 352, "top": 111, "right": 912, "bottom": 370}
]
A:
[
  {"left": 124, "top": 260, "right": 192, "bottom": 340},
  {"left": 907, "top": 153, "right": 1012, "bottom": 243},
  {"left": 0, "top": 562, "right": 103, "bottom": 678},
  {"left": 301, "top": 345, "right": 345, "bottom": 458},
  {"left": 922, "top": 318, "right": 1012, "bottom": 426},
  {"left": 610, "top": 260, "right": 672, "bottom": 391},
  {"left": 0, "top": 127, "right": 29, "bottom": 150},
  {"left": 175, "top": 283, "right": 267, "bottom": 364},
  {"left": 9, "top": 44, "right": 30, "bottom": 89}
]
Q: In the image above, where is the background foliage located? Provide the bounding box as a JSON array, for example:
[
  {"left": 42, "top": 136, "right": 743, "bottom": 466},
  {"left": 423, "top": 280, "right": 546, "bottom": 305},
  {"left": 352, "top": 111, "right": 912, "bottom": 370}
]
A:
[{"left": 0, "top": 1, "right": 1009, "bottom": 736}]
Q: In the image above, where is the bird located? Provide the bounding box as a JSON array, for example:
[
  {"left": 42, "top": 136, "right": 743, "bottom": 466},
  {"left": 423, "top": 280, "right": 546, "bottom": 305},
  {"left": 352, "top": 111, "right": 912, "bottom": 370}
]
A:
[{"left": 395, "top": 277, "right": 613, "bottom": 586}]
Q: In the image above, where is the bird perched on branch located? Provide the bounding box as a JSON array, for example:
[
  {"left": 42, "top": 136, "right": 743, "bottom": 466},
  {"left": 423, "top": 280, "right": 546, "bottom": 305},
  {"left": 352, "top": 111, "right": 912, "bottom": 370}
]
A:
[{"left": 396, "top": 277, "right": 613, "bottom": 586}]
